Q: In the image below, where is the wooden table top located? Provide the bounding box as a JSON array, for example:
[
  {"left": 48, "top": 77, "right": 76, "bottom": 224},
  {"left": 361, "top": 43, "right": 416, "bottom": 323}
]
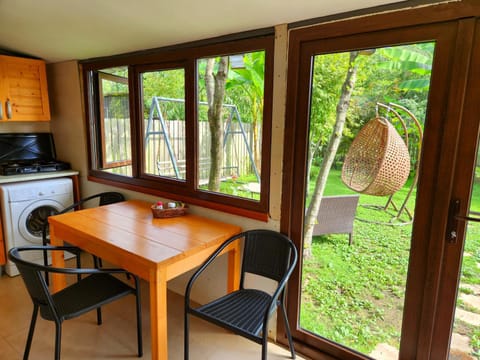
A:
[{"left": 49, "top": 199, "right": 242, "bottom": 279}]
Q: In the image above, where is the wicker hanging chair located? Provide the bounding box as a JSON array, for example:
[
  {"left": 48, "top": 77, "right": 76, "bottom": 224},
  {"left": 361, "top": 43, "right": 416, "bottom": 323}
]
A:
[{"left": 341, "top": 116, "right": 411, "bottom": 196}]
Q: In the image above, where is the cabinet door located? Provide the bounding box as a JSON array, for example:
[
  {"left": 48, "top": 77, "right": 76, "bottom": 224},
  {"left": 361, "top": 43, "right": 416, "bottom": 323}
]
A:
[{"left": 0, "top": 55, "right": 50, "bottom": 121}]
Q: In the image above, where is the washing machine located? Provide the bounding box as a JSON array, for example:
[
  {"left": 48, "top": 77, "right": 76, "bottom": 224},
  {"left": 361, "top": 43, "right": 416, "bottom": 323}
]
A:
[{"left": 0, "top": 177, "right": 74, "bottom": 276}]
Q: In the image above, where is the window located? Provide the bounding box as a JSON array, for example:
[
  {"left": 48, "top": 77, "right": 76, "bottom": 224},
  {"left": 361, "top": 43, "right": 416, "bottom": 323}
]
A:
[
  {"left": 82, "top": 35, "right": 273, "bottom": 219},
  {"left": 97, "top": 67, "right": 132, "bottom": 176}
]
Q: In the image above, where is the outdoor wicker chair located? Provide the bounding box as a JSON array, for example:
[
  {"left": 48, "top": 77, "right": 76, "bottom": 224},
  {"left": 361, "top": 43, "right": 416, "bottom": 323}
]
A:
[
  {"left": 8, "top": 245, "right": 143, "bottom": 360},
  {"left": 184, "top": 229, "right": 298, "bottom": 360},
  {"left": 42, "top": 192, "right": 126, "bottom": 282},
  {"left": 313, "top": 195, "right": 359, "bottom": 245}
]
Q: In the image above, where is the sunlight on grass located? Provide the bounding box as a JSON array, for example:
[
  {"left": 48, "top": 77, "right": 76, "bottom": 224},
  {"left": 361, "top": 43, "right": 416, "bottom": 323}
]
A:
[{"left": 300, "top": 169, "right": 480, "bottom": 356}]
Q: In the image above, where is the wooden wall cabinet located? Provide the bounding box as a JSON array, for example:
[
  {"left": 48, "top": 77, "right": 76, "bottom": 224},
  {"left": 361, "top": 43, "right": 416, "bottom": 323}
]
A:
[{"left": 0, "top": 55, "right": 51, "bottom": 121}]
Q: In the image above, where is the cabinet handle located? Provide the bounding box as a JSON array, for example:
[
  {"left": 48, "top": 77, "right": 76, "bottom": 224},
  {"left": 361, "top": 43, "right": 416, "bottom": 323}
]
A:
[
  {"left": 0, "top": 100, "right": 3, "bottom": 120},
  {"left": 6, "top": 99, "right": 12, "bottom": 119}
]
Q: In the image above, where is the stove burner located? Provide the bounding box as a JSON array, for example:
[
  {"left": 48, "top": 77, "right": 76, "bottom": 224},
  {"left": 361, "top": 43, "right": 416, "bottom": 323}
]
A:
[{"left": 0, "top": 159, "right": 71, "bottom": 176}]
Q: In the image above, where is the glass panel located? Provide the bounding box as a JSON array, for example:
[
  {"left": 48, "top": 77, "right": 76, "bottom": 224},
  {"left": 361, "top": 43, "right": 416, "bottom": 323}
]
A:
[
  {"left": 301, "top": 43, "right": 434, "bottom": 357},
  {"left": 98, "top": 67, "right": 132, "bottom": 176},
  {"left": 196, "top": 51, "right": 264, "bottom": 200},
  {"left": 141, "top": 68, "right": 185, "bottom": 179},
  {"left": 449, "top": 143, "right": 480, "bottom": 359}
]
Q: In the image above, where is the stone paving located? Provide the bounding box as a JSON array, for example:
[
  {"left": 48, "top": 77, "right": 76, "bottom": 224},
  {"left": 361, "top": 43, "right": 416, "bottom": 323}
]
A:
[{"left": 369, "top": 284, "right": 480, "bottom": 359}]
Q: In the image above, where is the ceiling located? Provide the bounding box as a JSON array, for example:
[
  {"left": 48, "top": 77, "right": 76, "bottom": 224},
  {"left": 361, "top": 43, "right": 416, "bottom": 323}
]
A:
[{"left": 0, "top": 0, "right": 407, "bottom": 63}]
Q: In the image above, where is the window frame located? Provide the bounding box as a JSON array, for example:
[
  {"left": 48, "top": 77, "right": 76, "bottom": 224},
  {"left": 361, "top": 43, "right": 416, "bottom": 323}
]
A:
[
  {"left": 81, "top": 34, "right": 274, "bottom": 220},
  {"left": 98, "top": 71, "right": 131, "bottom": 170}
]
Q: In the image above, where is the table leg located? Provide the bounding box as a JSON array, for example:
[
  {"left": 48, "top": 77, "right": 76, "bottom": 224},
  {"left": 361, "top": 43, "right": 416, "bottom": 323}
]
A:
[
  {"left": 49, "top": 226, "right": 67, "bottom": 292},
  {"left": 227, "top": 240, "right": 241, "bottom": 292},
  {"left": 149, "top": 268, "right": 168, "bottom": 360}
]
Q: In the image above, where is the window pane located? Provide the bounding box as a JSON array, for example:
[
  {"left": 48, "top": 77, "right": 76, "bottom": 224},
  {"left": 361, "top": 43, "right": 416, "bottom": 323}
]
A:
[
  {"left": 196, "top": 51, "right": 264, "bottom": 200},
  {"left": 300, "top": 43, "right": 434, "bottom": 356},
  {"left": 98, "top": 67, "right": 132, "bottom": 177},
  {"left": 141, "top": 69, "right": 186, "bottom": 180}
]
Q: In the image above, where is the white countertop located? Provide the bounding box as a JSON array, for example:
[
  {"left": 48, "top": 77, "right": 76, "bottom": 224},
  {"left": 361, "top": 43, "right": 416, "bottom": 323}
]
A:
[{"left": 0, "top": 170, "right": 79, "bottom": 184}]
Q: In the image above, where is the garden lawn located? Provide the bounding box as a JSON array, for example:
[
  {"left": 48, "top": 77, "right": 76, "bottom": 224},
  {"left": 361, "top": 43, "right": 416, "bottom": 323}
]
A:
[{"left": 301, "top": 169, "right": 480, "bottom": 356}]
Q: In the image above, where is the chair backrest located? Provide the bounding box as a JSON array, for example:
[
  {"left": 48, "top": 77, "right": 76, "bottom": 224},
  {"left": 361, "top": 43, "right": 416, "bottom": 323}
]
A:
[
  {"left": 97, "top": 192, "right": 126, "bottom": 206},
  {"left": 313, "top": 195, "right": 359, "bottom": 236},
  {"left": 62, "top": 191, "right": 125, "bottom": 214},
  {"left": 240, "top": 230, "right": 297, "bottom": 287},
  {"left": 8, "top": 247, "right": 58, "bottom": 320},
  {"left": 42, "top": 192, "right": 125, "bottom": 244}
]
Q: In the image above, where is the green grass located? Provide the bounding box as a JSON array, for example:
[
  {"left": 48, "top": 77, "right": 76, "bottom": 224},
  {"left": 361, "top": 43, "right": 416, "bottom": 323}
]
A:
[
  {"left": 199, "top": 174, "right": 260, "bottom": 200},
  {"left": 300, "top": 169, "right": 480, "bottom": 356}
]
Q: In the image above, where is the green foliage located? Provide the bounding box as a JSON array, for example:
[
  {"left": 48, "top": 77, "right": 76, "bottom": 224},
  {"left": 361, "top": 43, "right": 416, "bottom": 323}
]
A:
[
  {"left": 142, "top": 69, "right": 185, "bottom": 119},
  {"left": 308, "top": 43, "right": 434, "bottom": 185},
  {"left": 225, "top": 51, "right": 265, "bottom": 125},
  {"left": 377, "top": 43, "right": 434, "bottom": 91},
  {"left": 301, "top": 169, "right": 480, "bottom": 356},
  {"left": 308, "top": 53, "right": 350, "bottom": 162}
]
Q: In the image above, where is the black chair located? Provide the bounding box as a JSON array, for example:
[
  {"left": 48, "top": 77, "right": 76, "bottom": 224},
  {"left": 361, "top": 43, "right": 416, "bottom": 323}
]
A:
[
  {"left": 184, "top": 229, "right": 298, "bottom": 360},
  {"left": 42, "top": 192, "right": 126, "bottom": 280},
  {"left": 8, "top": 245, "right": 143, "bottom": 360}
]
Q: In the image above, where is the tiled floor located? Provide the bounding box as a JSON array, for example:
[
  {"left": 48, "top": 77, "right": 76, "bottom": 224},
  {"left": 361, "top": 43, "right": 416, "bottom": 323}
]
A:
[{"left": 0, "top": 262, "right": 303, "bottom": 360}]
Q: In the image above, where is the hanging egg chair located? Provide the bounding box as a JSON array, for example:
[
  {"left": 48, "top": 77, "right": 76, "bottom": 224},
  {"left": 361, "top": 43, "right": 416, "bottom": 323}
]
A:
[{"left": 341, "top": 116, "right": 411, "bottom": 196}]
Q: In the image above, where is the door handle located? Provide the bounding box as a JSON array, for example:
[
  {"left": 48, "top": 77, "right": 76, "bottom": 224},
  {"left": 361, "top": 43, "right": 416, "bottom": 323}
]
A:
[
  {"left": 0, "top": 100, "right": 3, "bottom": 120},
  {"left": 446, "top": 198, "right": 480, "bottom": 243}
]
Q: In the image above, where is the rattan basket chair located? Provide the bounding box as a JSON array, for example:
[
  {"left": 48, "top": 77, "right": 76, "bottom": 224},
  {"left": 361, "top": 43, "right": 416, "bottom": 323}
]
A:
[{"left": 342, "top": 116, "right": 410, "bottom": 196}]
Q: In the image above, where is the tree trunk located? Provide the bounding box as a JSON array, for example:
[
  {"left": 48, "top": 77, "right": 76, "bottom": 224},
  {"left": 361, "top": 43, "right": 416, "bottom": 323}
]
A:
[
  {"left": 303, "top": 51, "right": 359, "bottom": 258},
  {"left": 205, "top": 57, "right": 229, "bottom": 191}
]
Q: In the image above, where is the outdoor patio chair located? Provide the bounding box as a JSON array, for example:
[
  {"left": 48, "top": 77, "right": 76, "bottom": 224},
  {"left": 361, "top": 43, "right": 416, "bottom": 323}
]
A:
[
  {"left": 42, "top": 192, "right": 126, "bottom": 283},
  {"left": 313, "top": 194, "right": 359, "bottom": 245},
  {"left": 184, "top": 229, "right": 298, "bottom": 360},
  {"left": 8, "top": 245, "right": 143, "bottom": 360}
]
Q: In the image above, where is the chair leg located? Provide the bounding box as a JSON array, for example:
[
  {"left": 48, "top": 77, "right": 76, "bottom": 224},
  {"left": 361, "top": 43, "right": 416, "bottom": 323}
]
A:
[
  {"left": 134, "top": 276, "right": 143, "bottom": 357},
  {"left": 184, "top": 311, "right": 190, "bottom": 360},
  {"left": 23, "top": 305, "right": 39, "bottom": 360},
  {"left": 96, "top": 308, "right": 103, "bottom": 325},
  {"left": 76, "top": 253, "right": 82, "bottom": 282},
  {"left": 280, "top": 303, "right": 296, "bottom": 359},
  {"left": 93, "top": 255, "right": 100, "bottom": 268},
  {"left": 54, "top": 321, "right": 62, "bottom": 360},
  {"left": 262, "top": 332, "right": 268, "bottom": 360},
  {"left": 43, "top": 249, "right": 50, "bottom": 286}
]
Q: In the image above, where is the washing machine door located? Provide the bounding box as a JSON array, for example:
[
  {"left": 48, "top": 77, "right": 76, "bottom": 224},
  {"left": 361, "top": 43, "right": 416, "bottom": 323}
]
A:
[{"left": 18, "top": 199, "right": 64, "bottom": 244}]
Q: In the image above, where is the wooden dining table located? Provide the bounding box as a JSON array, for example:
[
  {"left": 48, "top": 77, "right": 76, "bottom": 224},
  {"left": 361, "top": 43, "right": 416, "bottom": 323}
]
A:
[{"left": 49, "top": 199, "right": 242, "bottom": 360}]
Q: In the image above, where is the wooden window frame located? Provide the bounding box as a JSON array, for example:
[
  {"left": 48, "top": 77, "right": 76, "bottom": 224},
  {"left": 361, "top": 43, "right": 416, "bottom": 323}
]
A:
[
  {"left": 280, "top": 1, "right": 480, "bottom": 359},
  {"left": 81, "top": 34, "right": 274, "bottom": 221},
  {"left": 98, "top": 71, "right": 131, "bottom": 169}
]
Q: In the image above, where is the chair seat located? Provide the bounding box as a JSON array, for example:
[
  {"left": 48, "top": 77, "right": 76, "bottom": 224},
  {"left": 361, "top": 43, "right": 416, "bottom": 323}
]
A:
[
  {"left": 42, "top": 273, "right": 135, "bottom": 321},
  {"left": 193, "top": 289, "right": 272, "bottom": 339}
]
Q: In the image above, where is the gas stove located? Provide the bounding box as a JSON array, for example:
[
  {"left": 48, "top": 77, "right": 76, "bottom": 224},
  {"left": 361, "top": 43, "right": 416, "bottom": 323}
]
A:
[
  {"left": 0, "top": 159, "right": 71, "bottom": 176},
  {"left": 0, "top": 133, "right": 71, "bottom": 176}
]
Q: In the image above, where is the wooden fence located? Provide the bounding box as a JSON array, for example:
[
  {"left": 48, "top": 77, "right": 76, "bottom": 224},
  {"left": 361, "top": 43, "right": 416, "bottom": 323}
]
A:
[
  {"left": 144, "top": 119, "right": 259, "bottom": 182},
  {"left": 102, "top": 117, "right": 260, "bottom": 182}
]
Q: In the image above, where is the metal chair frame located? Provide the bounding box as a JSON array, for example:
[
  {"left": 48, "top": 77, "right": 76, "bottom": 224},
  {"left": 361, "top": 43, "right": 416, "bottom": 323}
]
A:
[
  {"left": 42, "top": 192, "right": 125, "bottom": 283},
  {"left": 184, "top": 229, "right": 298, "bottom": 360},
  {"left": 8, "top": 245, "right": 143, "bottom": 360}
]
